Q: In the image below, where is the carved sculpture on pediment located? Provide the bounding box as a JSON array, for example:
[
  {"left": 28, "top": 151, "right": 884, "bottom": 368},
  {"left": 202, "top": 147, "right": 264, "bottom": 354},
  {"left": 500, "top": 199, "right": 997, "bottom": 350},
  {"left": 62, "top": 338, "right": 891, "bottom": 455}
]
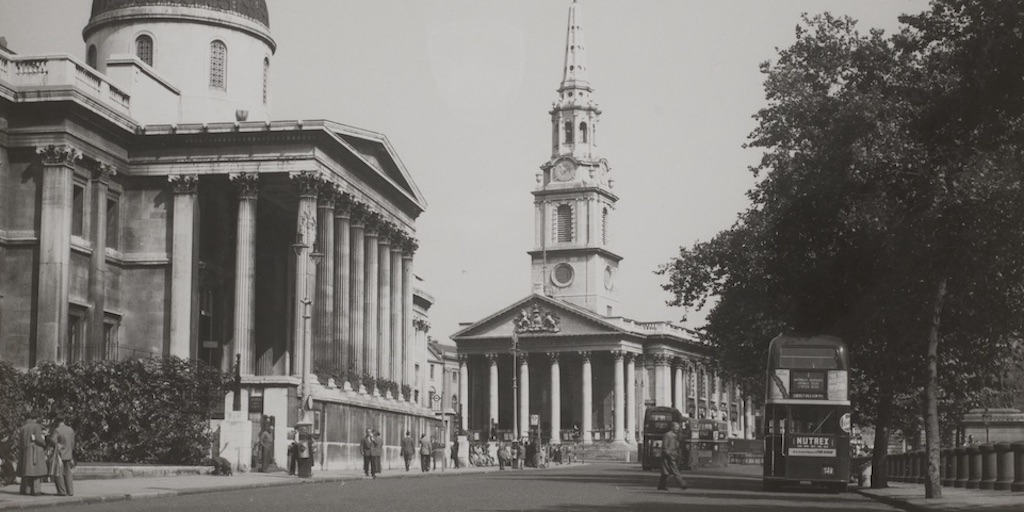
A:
[{"left": 513, "top": 304, "right": 560, "bottom": 333}]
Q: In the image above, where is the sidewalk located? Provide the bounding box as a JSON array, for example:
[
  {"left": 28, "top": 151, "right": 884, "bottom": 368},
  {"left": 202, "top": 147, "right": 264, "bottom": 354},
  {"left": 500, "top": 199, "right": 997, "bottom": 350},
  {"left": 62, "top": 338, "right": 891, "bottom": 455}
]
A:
[
  {"left": 0, "top": 462, "right": 560, "bottom": 510},
  {"left": 856, "top": 482, "right": 1024, "bottom": 512}
]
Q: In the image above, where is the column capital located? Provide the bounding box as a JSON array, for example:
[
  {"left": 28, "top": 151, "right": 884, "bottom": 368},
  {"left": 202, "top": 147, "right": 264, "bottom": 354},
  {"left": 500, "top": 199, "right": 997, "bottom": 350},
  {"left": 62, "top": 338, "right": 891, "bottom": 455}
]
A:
[
  {"left": 289, "top": 170, "right": 323, "bottom": 198},
  {"left": 458, "top": 354, "right": 468, "bottom": 364},
  {"left": 92, "top": 162, "right": 118, "bottom": 182},
  {"left": 611, "top": 349, "right": 625, "bottom": 361},
  {"left": 364, "top": 211, "right": 383, "bottom": 236},
  {"left": 377, "top": 220, "right": 395, "bottom": 244},
  {"left": 318, "top": 182, "right": 340, "bottom": 208},
  {"left": 36, "top": 145, "right": 82, "bottom": 167},
  {"left": 335, "top": 192, "right": 354, "bottom": 218},
  {"left": 579, "top": 351, "right": 591, "bottom": 364},
  {"left": 547, "top": 352, "right": 560, "bottom": 364},
  {"left": 402, "top": 234, "right": 419, "bottom": 257},
  {"left": 485, "top": 353, "right": 499, "bottom": 366},
  {"left": 652, "top": 353, "right": 669, "bottom": 366},
  {"left": 519, "top": 354, "right": 529, "bottom": 367},
  {"left": 229, "top": 172, "right": 259, "bottom": 200},
  {"left": 168, "top": 174, "right": 198, "bottom": 194}
]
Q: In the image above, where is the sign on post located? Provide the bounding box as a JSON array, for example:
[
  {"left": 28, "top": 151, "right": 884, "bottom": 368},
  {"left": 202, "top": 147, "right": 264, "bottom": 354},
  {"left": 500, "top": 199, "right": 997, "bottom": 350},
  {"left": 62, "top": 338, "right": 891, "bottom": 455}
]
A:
[{"left": 530, "top": 414, "right": 539, "bottom": 427}]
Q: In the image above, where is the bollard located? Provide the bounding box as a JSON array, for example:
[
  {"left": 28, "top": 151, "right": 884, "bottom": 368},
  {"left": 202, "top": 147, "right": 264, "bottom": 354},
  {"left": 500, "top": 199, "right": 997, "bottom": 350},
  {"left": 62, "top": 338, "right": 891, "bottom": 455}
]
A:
[
  {"left": 967, "top": 445, "right": 982, "bottom": 489},
  {"left": 1012, "top": 441, "right": 1024, "bottom": 492},
  {"left": 995, "top": 442, "right": 1012, "bottom": 491},
  {"left": 941, "top": 448, "right": 954, "bottom": 486},
  {"left": 954, "top": 446, "right": 968, "bottom": 488},
  {"left": 980, "top": 443, "right": 996, "bottom": 490}
]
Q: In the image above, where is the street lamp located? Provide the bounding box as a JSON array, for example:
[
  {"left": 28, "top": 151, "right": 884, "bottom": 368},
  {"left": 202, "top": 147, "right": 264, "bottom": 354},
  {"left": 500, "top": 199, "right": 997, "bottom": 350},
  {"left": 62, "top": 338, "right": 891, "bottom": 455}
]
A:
[{"left": 292, "top": 233, "right": 323, "bottom": 424}]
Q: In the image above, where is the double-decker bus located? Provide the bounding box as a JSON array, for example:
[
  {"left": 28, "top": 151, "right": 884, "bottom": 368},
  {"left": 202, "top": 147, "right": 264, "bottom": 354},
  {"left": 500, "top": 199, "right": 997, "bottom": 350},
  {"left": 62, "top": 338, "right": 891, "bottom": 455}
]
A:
[
  {"left": 640, "top": 406, "right": 690, "bottom": 471},
  {"left": 763, "top": 335, "right": 851, "bottom": 492}
]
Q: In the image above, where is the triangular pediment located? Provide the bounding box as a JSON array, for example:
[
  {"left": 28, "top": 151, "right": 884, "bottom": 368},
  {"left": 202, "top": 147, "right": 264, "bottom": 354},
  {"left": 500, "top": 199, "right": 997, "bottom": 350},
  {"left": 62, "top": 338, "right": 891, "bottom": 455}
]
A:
[{"left": 451, "top": 294, "right": 629, "bottom": 341}]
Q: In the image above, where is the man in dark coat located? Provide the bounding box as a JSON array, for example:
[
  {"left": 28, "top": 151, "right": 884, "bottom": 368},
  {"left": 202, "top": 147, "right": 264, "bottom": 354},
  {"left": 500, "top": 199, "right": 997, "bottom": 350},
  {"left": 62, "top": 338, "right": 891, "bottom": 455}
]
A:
[
  {"left": 17, "top": 413, "right": 47, "bottom": 496},
  {"left": 418, "top": 434, "right": 431, "bottom": 472},
  {"left": 657, "top": 421, "right": 689, "bottom": 491},
  {"left": 360, "top": 429, "right": 375, "bottom": 478},
  {"left": 400, "top": 431, "right": 416, "bottom": 471},
  {"left": 258, "top": 426, "right": 273, "bottom": 472},
  {"left": 52, "top": 417, "right": 75, "bottom": 496}
]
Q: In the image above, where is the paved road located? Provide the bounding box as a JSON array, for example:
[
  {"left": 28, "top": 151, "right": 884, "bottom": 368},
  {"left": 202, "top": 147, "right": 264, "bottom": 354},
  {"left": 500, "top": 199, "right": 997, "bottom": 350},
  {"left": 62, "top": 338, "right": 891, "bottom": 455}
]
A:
[{"left": 26, "top": 464, "right": 898, "bottom": 512}]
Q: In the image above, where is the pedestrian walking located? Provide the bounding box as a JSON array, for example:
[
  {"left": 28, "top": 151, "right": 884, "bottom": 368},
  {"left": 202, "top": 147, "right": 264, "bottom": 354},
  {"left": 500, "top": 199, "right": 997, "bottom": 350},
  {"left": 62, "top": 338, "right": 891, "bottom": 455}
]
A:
[
  {"left": 499, "top": 442, "right": 511, "bottom": 471},
  {"left": 17, "top": 413, "right": 47, "bottom": 496},
  {"left": 51, "top": 417, "right": 75, "bottom": 496},
  {"left": 418, "top": 434, "right": 431, "bottom": 472},
  {"left": 361, "top": 429, "right": 376, "bottom": 478},
  {"left": 657, "top": 421, "right": 689, "bottom": 491},
  {"left": 371, "top": 429, "right": 383, "bottom": 475},
  {"left": 450, "top": 438, "right": 459, "bottom": 469},
  {"left": 258, "top": 425, "right": 273, "bottom": 472},
  {"left": 400, "top": 431, "right": 415, "bottom": 471},
  {"left": 286, "top": 428, "right": 299, "bottom": 475}
]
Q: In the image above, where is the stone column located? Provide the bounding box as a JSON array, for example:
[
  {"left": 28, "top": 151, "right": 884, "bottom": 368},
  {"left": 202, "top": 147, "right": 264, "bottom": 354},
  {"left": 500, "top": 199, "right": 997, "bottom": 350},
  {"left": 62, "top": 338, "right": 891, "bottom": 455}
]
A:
[
  {"left": 230, "top": 173, "right": 258, "bottom": 374},
  {"left": 653, "top": 354, "right": 668, "bottom": 406},
  {"left": 377, "top": 225, "right": 392, "bottom": 384},
  {"left": 745, "top": 396, "right": 755, "bottom": 439},
  {"left": 549, "top": 352, "right": 561, "bottom": 445},
  {"left": 679, "top": 360, "right": 689, "bottom": 417},
  {"left": 487, "top": 354, "right": 499, "bottom": 428},
  {"left": 459, "top": 356, "right": 469, "bottom": 430},
  {"left": 580, "top": 351, "right": 592, "bottom": 445},
  {"left": 290, "top": 172, "right": 320, "bottom": 380},
  {"left": 673, "top": 359, "right": 684, "bottom": 413},
  {"left": 703, "top": 365, "right": 711, "bottom": 418},
  {"left": 389, "top": 237, "right": 402, "bottom": 387},
  {"left": 613, "top": 350, "right": 625, "bottom": 442},
  {"left": 312, "top": 185, "right": 335, "bottom": 376},
  {"left": 364, "top": 215, "right": 380, "bottom": 384},
  {"left": 715, "top": 373, "right": 723, "bottom": 421},
  {"left": 333, "top": 195, "right": 352, "bottom": 375},
  {"left": 402, "top": 239, "right": 417, "bottom": 389},
  {"left": 691, "top": 363, "right": 700, "bottom": 417},
  {"left": 168, "top": 173, "right": 198, "bottom": 360},
  {"left": 519, "top": 354, "right": 530, "bottom": 439},
  {"left": 88, "top": 162, "right": 116, "bottom": 362},
  {"left": 349, "top": 205, "right": 366, "bottom": 383},
  {"left": 626, "top": 353, "right": 637, "bottom": 443}
]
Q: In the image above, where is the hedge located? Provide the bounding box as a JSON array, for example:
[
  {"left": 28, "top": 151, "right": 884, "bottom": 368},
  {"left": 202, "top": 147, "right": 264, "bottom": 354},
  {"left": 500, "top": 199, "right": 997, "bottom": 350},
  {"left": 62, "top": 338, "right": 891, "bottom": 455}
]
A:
[{"left": 0, "top": 357, "right": 228, "bottom": 465}]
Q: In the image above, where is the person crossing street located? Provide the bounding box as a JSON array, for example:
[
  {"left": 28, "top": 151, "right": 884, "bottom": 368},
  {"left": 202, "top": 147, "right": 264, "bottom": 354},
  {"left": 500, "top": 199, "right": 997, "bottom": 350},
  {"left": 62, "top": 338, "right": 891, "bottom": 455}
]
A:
[{"left": 657, "top": 421, "right": 689, "bottom": 491}]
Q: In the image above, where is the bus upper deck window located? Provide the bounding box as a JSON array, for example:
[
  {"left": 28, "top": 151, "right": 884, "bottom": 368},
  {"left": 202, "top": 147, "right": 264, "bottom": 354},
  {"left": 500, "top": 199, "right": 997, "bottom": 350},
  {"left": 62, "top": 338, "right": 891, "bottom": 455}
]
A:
[{"left": 779, "top": 346, "right": 839, "bottom": 369}]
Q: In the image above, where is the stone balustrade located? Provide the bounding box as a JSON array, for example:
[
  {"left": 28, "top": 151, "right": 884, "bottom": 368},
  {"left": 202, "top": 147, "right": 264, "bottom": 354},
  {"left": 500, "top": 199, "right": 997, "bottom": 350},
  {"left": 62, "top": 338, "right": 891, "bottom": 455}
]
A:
[
  {"left": 0, "top": 48, "right": 131, "bottom": 116},
  {"left": 885, "top": 441, "right": 1024, "bottom": 493}
]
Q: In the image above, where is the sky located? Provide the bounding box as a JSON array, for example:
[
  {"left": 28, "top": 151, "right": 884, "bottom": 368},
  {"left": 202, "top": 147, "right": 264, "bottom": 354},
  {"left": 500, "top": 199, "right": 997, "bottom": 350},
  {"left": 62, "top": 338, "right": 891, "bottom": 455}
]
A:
[{"left": 0, "top": 0, "right": 930, "bottom": 344}]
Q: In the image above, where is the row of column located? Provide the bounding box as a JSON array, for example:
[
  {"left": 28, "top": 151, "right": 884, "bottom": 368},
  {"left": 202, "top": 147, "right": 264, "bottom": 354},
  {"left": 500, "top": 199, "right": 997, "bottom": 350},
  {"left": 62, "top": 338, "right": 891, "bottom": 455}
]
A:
[
  {"left": 167, "top": 171, "right": 418, "bottom": 394},
  {"left": 458, "top": 350, "right": 752, "bottom": 443}
]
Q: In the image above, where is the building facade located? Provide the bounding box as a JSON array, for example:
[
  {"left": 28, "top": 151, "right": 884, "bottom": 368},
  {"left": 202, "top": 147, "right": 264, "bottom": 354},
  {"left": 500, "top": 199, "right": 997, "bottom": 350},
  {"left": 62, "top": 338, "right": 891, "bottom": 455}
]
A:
[
  {"left": 452, "top": 1, "right": 754, "bottom": 452},
  {"left": 0, "top": 0, "right": 440, "bottom": 471}
]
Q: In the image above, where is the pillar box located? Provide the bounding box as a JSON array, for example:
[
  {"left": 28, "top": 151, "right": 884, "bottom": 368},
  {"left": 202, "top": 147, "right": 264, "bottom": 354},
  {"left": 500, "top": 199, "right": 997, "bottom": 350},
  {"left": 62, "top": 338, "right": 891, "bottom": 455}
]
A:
[
  {"left": 980, "top": 443, "right": 996, "bottom": 490},
  {"left": 994, "top": 442, "right": 1012, "bottom": 491},
  {"left": 967, "top": 445, "right": 982, "bottom": 489},
  {"left": 1012, "top": 441, "right": 1024, "bottom": 492},
  {"left": 941, "top": 448, "right": 953, "bottom": 486},
  {"left": 954, "top": 446, "right": 968, "bottom": 488}
]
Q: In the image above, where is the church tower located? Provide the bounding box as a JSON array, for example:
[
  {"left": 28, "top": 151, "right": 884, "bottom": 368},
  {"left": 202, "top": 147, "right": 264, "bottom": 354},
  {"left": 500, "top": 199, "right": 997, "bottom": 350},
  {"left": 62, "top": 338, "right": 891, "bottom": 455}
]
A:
[{"left": 531, "top": 0, "right": 621, "bottom": 317}]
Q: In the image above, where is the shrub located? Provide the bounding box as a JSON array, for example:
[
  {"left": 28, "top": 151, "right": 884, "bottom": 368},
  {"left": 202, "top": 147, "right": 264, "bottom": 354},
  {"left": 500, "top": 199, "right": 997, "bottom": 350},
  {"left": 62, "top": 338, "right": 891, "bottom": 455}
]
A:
[{"left": 0, "top": 357, "right": 228, "bottom": 465}]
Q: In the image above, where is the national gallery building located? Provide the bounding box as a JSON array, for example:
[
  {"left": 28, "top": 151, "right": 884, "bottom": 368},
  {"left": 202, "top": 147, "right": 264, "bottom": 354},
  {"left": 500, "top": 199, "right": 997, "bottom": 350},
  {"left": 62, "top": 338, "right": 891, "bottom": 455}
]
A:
[
  {"left": 452, "top": 1, "right": 754, "bottom": 452},
  {"left": 0, "top": 0, "right": 441, "bottom": 470}
]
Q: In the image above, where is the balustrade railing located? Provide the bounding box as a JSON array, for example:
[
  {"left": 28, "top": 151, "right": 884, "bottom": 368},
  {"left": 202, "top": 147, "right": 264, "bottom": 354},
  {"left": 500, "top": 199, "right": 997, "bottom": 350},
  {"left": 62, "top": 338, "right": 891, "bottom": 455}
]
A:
[
  {"left": 0, "top": 49, "right": 131, "bottom": 116},
  {"left": 884, "top": 441, "right": 1024, "bottom": 493}
]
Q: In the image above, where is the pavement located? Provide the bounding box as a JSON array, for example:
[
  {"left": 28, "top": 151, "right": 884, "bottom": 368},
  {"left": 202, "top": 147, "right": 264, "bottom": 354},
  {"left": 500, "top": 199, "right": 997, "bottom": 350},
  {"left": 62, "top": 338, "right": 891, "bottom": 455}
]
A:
[
  {"left": 0, "top": 462, "right": 542, "bottom": 510},
  {"left": 855, "top": 481, "right": 1024, "bottom": 512}
]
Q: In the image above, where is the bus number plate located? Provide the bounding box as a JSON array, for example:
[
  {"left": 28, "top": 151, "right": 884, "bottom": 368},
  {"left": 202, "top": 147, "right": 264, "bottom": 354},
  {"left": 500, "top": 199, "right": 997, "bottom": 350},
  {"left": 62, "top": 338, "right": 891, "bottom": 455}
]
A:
[{"left": 821, "top": 465, "right": 835, "bottom": 476}]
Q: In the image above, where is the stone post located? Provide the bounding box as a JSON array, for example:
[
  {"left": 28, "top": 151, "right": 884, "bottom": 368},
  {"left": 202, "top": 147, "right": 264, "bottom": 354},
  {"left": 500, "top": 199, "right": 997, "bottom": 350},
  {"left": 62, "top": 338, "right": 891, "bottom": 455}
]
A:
[
  {"left": 169, "top": 173, "right": 198, "bottom": 360},
  {"left": 313, "top": 184, "right": 335, "bottom": 377},
  {"left": 653, "top": 354, "right": 668, "bottom": 406},
  {"left": 349, "top": 205, "right": 366, "bottom": 385},
  {"left": 580, "top": 351, "right": 592, "bottom": 444},
  {"left": 980, "top": 443, "right": 996, "bottom": 490},
  {"left": 1011, "top": 441, "right": 1024, "bottom": 492},
  {"left": 941, "top": 448, "right": 953, "bottom": 487},
  {"left": 967, "top": 445, "right": 981, "bottom": 489},
  {"left": 88, "top": 162, "right": 115, "bottom": 361},
  {"left": 994, "top": 442, "right": 1012, "bottom": 491},
  {"left": 229, "top": 173, "right": 258, "bottom": 374},
  {"left": 625, "top": 353, "right": 636, "bottom": 443},
  {"left": 954, "top": 446, "right": 968, "bottom": 488},
  {"left": 549, "top": 352, "right": 561, "bottom": 445},
  {"left": 401, "top": 239, "right": 416, "bottom": 390}
]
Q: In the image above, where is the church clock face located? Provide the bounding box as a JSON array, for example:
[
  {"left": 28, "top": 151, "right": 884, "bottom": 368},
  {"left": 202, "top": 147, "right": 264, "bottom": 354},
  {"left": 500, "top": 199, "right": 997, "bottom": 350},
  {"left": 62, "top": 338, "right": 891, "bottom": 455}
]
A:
[{"left": 553, "top": 160, "right": 576, "bottom": 182}]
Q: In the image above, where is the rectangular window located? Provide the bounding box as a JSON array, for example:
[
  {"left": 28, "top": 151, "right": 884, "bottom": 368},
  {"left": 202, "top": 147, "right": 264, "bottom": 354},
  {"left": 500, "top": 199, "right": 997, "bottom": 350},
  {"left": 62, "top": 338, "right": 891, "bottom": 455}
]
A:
[
  {"left": 106, "top": 196, "right": 119, "bottom": 249},
  {"left": 779, "top": 347, "right": 839, "bottom": 369},
  {"left": 67, "top": 307, "right": 87, "bottom": 363},
  {"left": 104, "top": 315, "right": 120, "bottom": 360},
  {"left": 430, "top": 364, "right": 435, "bottom": 380},
  {"left": 72, "top": 184, "right": 85, "bottom": 237}
]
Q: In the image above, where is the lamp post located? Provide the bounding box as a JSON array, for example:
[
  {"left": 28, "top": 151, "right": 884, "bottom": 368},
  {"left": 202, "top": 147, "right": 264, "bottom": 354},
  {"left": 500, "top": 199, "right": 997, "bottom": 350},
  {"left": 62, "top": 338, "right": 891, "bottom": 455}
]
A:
[
  {"left": 983, "top": 408, "right": 991, "bottom": 444},
  {"left": 512, "top": 328, "right": 520, "bottom": 442},
  {"left": 293, "top": 234, "right": 323, "bottom": 424}
]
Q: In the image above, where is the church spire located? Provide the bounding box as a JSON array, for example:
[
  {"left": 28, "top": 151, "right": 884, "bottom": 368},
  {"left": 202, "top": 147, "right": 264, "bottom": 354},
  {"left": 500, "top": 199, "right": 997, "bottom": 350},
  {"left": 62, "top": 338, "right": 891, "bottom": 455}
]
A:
[{"left": 560, "top": 0, "right": 590, "bottom": 92}]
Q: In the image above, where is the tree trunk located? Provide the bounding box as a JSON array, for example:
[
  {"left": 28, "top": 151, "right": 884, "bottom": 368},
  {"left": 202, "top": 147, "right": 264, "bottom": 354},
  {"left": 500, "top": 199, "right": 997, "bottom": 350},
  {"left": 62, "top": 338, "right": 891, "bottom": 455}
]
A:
[
  {"left": 871, "top": 377, "right": 894, "bottom": 489},
  {"left": 924, "top": 276, "right": 948, "bottom": 499}
]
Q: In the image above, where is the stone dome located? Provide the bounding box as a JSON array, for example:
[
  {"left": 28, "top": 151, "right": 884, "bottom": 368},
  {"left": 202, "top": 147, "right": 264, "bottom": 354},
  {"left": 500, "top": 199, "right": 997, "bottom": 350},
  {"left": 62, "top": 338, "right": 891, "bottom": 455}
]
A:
[{"left": 90, "top": 0, "right": 269, "bottom": 28}]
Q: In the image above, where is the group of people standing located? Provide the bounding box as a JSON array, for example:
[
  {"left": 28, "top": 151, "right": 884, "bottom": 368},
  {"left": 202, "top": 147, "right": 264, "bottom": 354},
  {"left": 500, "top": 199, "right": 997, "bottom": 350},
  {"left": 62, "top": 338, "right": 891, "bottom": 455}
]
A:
[
  {"left": 4, "top": 413, "right": 76, "bottom": 497},
  {"left": 399, "top": 431, "right": 434, "bottom": 472},
  {"left": 361, "top": 428, "right": 383, "bottom": 477}
]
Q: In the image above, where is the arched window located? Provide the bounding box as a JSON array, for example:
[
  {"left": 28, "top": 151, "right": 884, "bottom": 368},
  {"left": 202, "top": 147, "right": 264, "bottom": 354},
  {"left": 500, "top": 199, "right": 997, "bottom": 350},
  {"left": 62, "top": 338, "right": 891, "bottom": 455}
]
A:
[
  {"left": 262, "top": 57, "right": 270, "bottom": 104},
  {"left": 135, "top": 35, "right": 153, "bottom": 66},
  {"left": 556, "top": 204, "right": 573, "bottom": 243},
  {"left": 602, "top": 207, "right": 609, "bottom": 244},
  {"left": 87, "top": 45, "right": 98, "bottom": 69},
  {"left": 209, "top": 40, "right": 227, "bottom": 90},
  {"left": 580, "top": 122, "right": 588, "bottom": 143},
  {"left": 564, "top": 121, "right": 573, "bottom": 144}
]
